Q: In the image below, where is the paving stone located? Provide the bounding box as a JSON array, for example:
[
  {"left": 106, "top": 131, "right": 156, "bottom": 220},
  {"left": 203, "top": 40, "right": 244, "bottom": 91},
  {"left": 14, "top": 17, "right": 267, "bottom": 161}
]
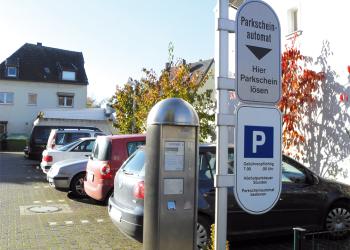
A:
[{"left": 0, "top": 152, "right": 142, "bottom": 250}]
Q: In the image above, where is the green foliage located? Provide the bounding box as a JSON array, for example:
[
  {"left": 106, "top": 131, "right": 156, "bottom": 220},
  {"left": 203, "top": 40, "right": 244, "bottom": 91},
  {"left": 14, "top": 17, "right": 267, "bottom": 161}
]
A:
[{"left": 111, "top": 45, "right": 215, "bottom": 141}]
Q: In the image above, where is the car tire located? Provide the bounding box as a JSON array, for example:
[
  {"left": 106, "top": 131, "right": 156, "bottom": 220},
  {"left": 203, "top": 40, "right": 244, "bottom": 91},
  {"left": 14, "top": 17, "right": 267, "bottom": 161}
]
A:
[
  {"left": 70, "top": 172, "right": 87, "bottom": 198},
  {"left": 325, "top": 201, "right": 350, "bottom": 239},
  {"left": 197, "top": 215, "right": 211, "bottom": 250}
]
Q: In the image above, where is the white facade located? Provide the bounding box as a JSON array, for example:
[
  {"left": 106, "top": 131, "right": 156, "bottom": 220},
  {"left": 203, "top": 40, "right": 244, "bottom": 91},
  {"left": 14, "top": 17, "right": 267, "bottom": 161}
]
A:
[
  {"left": 0, "top": 80, "right": 87, "bottom": 135},
  {"left": 226, "top": 1, "right": 350, "bottom": 178},
  {"left": 266, "top": 0, "right": 349, "bottom": 84}
]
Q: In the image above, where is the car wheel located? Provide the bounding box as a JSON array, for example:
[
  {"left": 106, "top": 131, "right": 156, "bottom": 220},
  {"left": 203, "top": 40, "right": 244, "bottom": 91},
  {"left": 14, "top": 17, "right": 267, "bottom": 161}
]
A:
[
  {"left": 70, "top": 172, "right": 87, "bottom": 198},
  {"left": 325, "top": 201, "right": 350, "bottom": 239},
  {"left": 197, "top": 216, "right": 211, "bottom": 250}
]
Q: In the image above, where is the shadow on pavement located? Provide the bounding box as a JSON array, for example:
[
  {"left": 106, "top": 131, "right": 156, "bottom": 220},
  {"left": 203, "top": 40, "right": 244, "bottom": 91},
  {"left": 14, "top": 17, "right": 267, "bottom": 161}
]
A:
[{"left": 67, "top": 192, "right": 106, "bottom": 207}]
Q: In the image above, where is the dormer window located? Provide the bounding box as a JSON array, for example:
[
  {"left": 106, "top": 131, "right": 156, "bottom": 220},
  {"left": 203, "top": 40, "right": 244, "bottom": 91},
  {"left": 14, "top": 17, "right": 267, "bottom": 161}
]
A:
[
  {"left": 7, "top": 66, "right": 17, "bottom": 78},
  {"left": 62, "top": 71, "right": 76, "bottom": 81}
]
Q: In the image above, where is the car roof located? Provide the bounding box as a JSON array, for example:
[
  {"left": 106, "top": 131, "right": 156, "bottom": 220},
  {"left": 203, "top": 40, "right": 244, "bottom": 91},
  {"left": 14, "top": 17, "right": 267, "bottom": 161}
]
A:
[
  {"left": 105, "top": 134, "right": 146, "bottom": 140},
  {"left": 53, "top": 129, "right": 100, "bottom": 133}
]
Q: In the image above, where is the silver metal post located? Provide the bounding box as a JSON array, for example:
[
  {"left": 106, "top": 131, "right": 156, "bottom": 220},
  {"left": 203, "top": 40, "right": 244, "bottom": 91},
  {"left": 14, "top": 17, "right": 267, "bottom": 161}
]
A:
[{"left": 215, "top": 0, "right": 229, "bottom": 249}]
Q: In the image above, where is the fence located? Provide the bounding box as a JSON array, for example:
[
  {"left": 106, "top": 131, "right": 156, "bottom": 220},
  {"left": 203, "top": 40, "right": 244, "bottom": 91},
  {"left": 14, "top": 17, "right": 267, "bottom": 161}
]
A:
[{"left": 293, "top": 227, "right": 350, "bottom": 250}]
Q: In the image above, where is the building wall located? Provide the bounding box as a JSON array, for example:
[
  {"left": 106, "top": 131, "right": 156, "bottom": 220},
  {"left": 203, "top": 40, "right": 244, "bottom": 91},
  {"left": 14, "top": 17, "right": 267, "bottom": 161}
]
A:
[
  {"left": 0, "top": 80, "right": 87, "bottom": 135},
  {"left": 266, "top": 0, "right": 349, "bottom": 85},
  {"left": 225, "top": 1, "right": 350, "bottom": 178}
]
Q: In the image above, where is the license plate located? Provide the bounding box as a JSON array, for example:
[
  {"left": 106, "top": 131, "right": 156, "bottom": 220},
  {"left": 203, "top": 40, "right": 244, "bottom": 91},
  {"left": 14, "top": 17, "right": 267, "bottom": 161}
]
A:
[
  {"left": 110, "top": 207, "right": 122, "bottom": 222},
  {"left": 87, "top": 172, "right": 94, "bottom": 182}
]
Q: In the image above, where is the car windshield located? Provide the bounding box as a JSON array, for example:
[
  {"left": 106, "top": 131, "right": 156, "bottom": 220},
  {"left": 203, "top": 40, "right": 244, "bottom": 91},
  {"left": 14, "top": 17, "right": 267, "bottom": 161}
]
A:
[{"left": 57, "top": 139, "right": 82, "bottom": 151}]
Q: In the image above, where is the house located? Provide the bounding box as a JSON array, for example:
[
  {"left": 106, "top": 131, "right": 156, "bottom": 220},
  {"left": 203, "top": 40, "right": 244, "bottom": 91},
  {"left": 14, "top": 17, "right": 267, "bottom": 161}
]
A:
[{"left": 0, "top": 42, "right": 88, "bottom": 137}]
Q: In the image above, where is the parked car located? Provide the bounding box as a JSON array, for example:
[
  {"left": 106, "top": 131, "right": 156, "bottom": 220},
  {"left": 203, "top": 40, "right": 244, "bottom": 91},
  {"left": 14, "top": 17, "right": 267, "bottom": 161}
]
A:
[
  {"left": 84, "top": 134, "right": 145, "bottom": 202},
  {"left": 46, "top": 128, "right": 105, "bottom": 150},
  {"left": 27, "top": 125, "right": 101, "bottom": 160},
  {"left": 108, "top": 144, "right": 350, "bottom": 249},
  {"left": 41, "top": 137, "right": 95, "bottom": 173},
  {"left": 47, "top": 158, "right": 88, "bottom": 197}
]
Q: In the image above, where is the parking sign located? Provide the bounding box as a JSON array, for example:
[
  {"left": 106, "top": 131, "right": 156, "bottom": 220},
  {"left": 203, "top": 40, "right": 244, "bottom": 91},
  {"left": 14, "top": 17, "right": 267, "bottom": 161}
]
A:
[{"left": 234, "top": 105, "right": 281, "bottom": 214}]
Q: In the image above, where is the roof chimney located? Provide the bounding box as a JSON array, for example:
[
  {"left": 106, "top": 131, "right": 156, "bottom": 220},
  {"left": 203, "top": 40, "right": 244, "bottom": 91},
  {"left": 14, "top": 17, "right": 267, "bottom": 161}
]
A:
[
  {"left": 165, "top": 62, "right": 171, "bottom": 71},
  {"left": 37, "top": 42, "right": 42, "bottom": 46}
]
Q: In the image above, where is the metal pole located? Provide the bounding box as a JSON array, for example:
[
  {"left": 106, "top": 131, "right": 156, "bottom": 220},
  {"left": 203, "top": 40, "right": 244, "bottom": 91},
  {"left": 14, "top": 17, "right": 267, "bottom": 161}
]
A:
[
  {"left": 293, "top": 227, "right": 306, "bottom": 250},
  {"left": 215, "top": 0, "right": 229, "bottom": 249}
]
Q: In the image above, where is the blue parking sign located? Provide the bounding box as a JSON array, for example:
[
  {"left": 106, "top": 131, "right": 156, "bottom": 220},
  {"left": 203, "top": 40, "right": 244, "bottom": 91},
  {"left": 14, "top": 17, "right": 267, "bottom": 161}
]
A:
[
  {"left": 235, "top": 105, "right": 282, "bottom": 215},
  {"left": 244, "top": 126, "right": 273, "bottom": 158}
]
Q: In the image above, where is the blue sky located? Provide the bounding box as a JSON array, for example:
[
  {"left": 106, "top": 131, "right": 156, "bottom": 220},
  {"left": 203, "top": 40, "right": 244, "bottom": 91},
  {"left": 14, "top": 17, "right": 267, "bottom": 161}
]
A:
[{"left": 0, "top": 0, "right": 216, "bottom": 102}]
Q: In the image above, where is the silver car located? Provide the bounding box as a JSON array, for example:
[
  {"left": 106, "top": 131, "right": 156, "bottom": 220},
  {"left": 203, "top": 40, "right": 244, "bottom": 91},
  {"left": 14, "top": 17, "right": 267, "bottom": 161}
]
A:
[{"left": 47, "top": 158, "right": 88, "bottom": 197}]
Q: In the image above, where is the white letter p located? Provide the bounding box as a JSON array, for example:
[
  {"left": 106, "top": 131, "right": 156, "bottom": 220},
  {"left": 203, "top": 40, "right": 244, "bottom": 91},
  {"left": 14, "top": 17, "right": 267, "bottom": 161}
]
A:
[{"left": 252, "top": 131, "right": 266, "bottom": 153}]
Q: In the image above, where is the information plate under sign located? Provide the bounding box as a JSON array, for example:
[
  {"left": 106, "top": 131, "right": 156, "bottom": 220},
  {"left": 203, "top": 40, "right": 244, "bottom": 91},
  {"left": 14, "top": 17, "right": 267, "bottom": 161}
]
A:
[
  {"left": 234, "top": 105, "right": 282, "bottom": 214},
  {"left": 235, "top": 0, "right": 281, "bottom": 104}
]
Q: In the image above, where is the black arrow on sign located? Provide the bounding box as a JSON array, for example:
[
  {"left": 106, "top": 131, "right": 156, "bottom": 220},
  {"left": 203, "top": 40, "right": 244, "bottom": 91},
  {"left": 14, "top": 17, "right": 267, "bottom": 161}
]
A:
[{"left": 246, "top": 45, "right": 272, "bottom": 60}]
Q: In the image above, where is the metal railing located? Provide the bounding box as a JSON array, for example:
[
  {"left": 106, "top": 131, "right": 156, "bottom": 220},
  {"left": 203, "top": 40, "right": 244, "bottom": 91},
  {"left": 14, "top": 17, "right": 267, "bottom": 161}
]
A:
[{"left": 293, "top": 228, "right": 350, "bottom": 250}]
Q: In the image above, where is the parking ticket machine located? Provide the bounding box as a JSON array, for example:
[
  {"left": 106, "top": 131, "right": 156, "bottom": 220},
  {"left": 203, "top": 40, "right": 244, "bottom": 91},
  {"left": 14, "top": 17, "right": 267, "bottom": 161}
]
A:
[{"left": 144, "top": 98, "right": 199, "bottom": 250}]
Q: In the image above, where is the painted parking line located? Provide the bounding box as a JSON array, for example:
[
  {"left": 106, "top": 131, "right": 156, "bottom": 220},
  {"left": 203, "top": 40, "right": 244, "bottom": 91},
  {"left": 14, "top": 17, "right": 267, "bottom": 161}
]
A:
[
  {"left": 32, "top": 200, "right": 66, "bottom": 204},
  {"left": 48, "top": 222, "right": 57, "bottom": 226},
  {"left": 97, "top": 219, "right": 104, "bottom": 223},
  {"left": 81, "top": 220, "right": 89, "bottom": 224},
  {"left": 33, "top": 186, "right": 40, "bottom": 189},
  {"left": 65, "top": 221, "right": 73, "bottom": 225},
  {"left": 43, "top": 185, "right": 50, "bottom": 188}
]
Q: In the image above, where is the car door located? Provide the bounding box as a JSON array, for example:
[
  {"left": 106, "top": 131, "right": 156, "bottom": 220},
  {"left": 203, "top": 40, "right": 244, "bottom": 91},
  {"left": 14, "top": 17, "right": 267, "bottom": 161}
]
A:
[
  {"left": 261, "top": 156, "right": 327, "bottom": 232},
  {"left": 198, "top": 147, "right": 266, "bottom": 236}
]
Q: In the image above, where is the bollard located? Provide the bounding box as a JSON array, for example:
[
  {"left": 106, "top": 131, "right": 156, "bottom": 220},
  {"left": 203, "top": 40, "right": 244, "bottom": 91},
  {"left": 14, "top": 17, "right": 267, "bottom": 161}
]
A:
[{"left": 293, "top": 227, "right": 306, "bottom": 250}]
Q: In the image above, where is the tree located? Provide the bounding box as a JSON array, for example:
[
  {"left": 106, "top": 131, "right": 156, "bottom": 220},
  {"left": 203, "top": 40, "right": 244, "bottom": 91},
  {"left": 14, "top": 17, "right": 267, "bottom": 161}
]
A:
[
  {"left": 278, "top": 37, "right": 324, "bottom": 160},
  {"left": 112, "top": 44, "right": 215, "bottom": 141},
  {"left": 86, "top": 96, "right": 99, "bottom": 108}
]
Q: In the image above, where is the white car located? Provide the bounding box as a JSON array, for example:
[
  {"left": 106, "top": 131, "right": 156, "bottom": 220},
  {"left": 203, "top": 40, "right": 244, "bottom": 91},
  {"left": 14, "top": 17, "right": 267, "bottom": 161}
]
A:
[
  {"left": 47, "top": 158, "right": 88, "bottom": 197},
  {"left": 41, "top": 137, "right": 95, "bottom": 173}
]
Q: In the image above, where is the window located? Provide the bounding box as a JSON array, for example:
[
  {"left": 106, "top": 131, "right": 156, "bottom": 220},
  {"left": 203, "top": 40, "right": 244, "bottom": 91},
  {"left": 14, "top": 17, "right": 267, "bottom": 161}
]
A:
[
  {"left": 288, "top": 8, "right": 299, "bottom": 33},
  {"left": 28, "top": 93, "right": 37, "bottom": 105},
  {"left": 7, "top": 67, "right": 17, "bottom": 78},
  {"left": 72, "top": 140, "right": 95, "bottom": 152},
  {"left": 92, "top": 137, "right": 111, "bottom": 161},
  {"left": 55, "top": 133, "right": 90, "bottom": 146},
  {"left": 198, "top": 149, "right": 234, "bottom": 181},
  {"left": 282, "top": 161, "right": 306, "bottom": 184},
  {"left": 57, "top": 93, "right": 74, "bottom": 107},
  {"left": 0, "top": 122, "right": 7, "bottom": 135},
  {"left": 0, "top": 92, "right": 14, "bottom": 104},
  {"left": 127, "top": 141, "right": 146, "bottom": 156},
  {"left": 62, "top": 71, "right": 76, "bottom": 81}
]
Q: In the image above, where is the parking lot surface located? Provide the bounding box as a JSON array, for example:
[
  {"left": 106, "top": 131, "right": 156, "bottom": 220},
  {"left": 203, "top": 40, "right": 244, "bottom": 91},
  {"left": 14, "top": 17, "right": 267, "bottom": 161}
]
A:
[{"left": 0, "top": 152, "right": 142, "bottom": 250}]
